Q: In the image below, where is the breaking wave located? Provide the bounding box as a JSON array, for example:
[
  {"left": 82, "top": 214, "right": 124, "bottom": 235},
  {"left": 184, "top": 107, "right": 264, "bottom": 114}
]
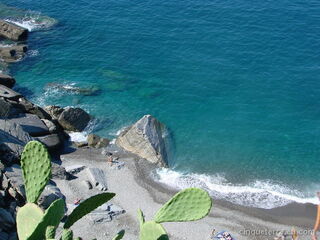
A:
[{"left": 154, "top": 168, "right": 319, "bottom": 209}]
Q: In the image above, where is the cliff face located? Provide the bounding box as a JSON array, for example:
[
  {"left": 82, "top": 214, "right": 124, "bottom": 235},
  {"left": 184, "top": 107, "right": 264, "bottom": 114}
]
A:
[{"left": 116, "top": 115, "right": 169, "bottom": 167}]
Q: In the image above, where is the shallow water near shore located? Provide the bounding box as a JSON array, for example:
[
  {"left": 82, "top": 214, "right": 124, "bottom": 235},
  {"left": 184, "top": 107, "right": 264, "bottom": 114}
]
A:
[{"left": 2, "top": 0, "right": 320, "bottom": 208}]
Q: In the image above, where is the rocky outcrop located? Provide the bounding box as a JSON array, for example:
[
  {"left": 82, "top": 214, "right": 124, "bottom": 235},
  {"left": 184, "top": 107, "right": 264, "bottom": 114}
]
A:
[
  {"left": 58, "top": 107, "right": 91, "bottom": 132},
  {"left": 0, "top": 120, "right": 33, "bottom": 164},
  {"left": 0, "top": 74, "right": 15, "bottom": 88},
  {"left": 9, "top": 113, "right": 49, "bottom": 137},
  {"left": 0, "top": 85, "right": 22, "bottom": 100},
  {"left": 0, "top": 20, "right": 28, "bottom": 41},
  {"left": 87, "top": 134, "right": 110, "bottom": 148},
  {"left": 116, "top": 115, "right": 169, "bottom": 167},
  {"left": 44, "top": 105, "right": 64, "bottom": 120},
  {"left": 36, "top": 134, "right": 63, "bottom": 151},
  {"left": 18, "top": 97, "right": 52, "bottom": 120},
  {"left": 0, "top": 45, "right": 28, "bottom": 63}
]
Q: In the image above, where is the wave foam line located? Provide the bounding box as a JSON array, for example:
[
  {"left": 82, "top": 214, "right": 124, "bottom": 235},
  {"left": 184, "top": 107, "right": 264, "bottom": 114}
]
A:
[
  {"left": 154, "top": 168, "right": 319, "bottom": 209},
  {"left": 5, "top": 11, "right": 57, "bottom": 32}
]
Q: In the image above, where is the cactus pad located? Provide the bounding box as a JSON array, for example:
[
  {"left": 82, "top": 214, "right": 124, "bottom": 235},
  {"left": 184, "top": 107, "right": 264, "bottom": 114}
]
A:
[
  {"left": 112, "top": 230, "right": 125, "bottom": 240},
  {"left": 21, "top": 141, "right": 51, "bottom": 203},
  {"left": 62, "top": 229, "right": 73, "bottom": 240},
  {"left": 154, "top": 188, "right": 212, "bottom": 223},
  {"left": 45, "top": 226, "right": 56, "bottom": 239},
  {"left": 139, "top": 221, "right": 168, "bottom": 240},
  {"left": 64, "top": 192, "right": 115, "bottom": 229},
  {"left": 16, "top": 203, "right": 44, "bottom": 240},
  {"left": 28, "top": 198, "right": 65, "bottom": 239}
]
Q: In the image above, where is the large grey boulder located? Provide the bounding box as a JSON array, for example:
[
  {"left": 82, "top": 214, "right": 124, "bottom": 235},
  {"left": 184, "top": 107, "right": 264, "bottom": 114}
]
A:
[
  {"left": 18, "top": 98, "right": 52, "bottom": 120},
  {"left": 0, "top": 98, "right": 23, "bottom": 118},
  {"left": 0, "top": 85, "right": 21, "bottom": 100},
  {"left": 116, "top": 115, "right": 169, "bottom": 167},
  {"left": 0, "top": 20, "right": 28, "bottom": 41},
  {"left": 0, "top": 98, "right": 11, "bottom": 118},
  {"left": 36, "top": 134, "right": 63, "bottom": 151},
  {"left": 58, "top": 107, "right": 90, "bottom": 132},
  {"left": 0, "top": 74, "right": 15, "bottom": 88},
  {"left": 0, "top": 119, "right": 32, "bottom": 163},
  {"left": 9, "top": 114, "right": 49, "bottom": 137},
  {"left": 38, "top": 183, "right": 65, "bottom": 210},
  {"left": 4, "top": 164, "right": 25, "bottom": 200}
]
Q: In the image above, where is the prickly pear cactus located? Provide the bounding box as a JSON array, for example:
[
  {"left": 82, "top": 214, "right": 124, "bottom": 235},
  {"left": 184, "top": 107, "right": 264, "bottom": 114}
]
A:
[
  {"left": 112, "top": 230, "right": 125, "bottom": 240},
  {"left": 29, "top": 198, "right": 65, "bottom": 239},
  {"left": 20, "top": 141, "right": 51, "bottom": 203},
  {"left": 154, "top": 188, "right": 212, "bottom": 223},
  {"left": 45, "top": 226, "right": 56, "bottom": 239},
  {"left": 139, "top": 221, "right": 168, "bottom": 240},
  {"left": 64, "top": 192, "right": 115, "bottom": 229},
  {"left": 16, "top": 203, "right": 44, "bottom": 240},
  {"left": 61, "top": 229, "right": 73, "bottom": 240}
]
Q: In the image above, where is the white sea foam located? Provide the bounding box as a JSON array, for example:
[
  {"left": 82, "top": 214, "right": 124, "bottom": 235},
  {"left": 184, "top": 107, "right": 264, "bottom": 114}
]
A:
[
  {"left": 154, "top": 168, "right": 319, "bottom": 209},
  {"left": 68, "top": 132, "right": 88, "bottom": 143},
  {"left": 27, "top": 49, "right": 39, "bottom": 57},
  {"left": 5, "top": 11, "right": 57, "bottom": 32}
]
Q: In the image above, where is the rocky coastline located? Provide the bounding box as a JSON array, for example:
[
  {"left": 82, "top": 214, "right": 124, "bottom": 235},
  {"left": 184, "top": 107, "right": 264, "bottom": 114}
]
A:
[{"left": 0, "top": 19, "right": 170, "bottom": 240}]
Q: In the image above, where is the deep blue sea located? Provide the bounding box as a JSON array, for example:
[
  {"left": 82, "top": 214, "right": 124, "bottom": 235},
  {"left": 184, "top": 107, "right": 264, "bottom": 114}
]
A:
[{"left": 1, "top": 0, "right": 320, "bottom": 208}]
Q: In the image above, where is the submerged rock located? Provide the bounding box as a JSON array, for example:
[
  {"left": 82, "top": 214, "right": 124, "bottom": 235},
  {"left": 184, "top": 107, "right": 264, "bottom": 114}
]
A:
[
  {"left": 58, "top": 107, "right": 91, "bottom": 132},
  {"left": 116, "top": 115, "right": 169, "bottom": 167},
  {"left": 45, "top": 83, "right": 101, "bottom": 96},
  {"left": 0, "top": 45, "right": 27, "bottom": 63},
  {"left": 0, "top": 20, "right": 28, "bottom": 41}
]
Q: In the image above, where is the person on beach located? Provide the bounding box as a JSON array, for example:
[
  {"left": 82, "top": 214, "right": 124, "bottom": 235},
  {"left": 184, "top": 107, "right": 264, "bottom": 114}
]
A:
[
  {"left": 312, "top": 192, "right": 320, "bottom": 240},
  {"left": 106, "top": 152, "right": 113, "bottom": 166}
]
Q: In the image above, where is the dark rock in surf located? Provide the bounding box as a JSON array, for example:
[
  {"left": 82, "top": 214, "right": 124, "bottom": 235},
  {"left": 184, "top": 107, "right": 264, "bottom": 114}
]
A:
[
  {"left": 0, "top": 74, "right": 15, "bottom": 88},
  {"left": 58, "top": 107, "right": 91, "bottom": 132}
]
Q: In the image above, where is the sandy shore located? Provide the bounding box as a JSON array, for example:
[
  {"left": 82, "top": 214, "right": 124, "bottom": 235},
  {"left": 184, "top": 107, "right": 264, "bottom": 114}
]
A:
[{"left": 53, "top": 144, "right": 317, "bottom": 240}]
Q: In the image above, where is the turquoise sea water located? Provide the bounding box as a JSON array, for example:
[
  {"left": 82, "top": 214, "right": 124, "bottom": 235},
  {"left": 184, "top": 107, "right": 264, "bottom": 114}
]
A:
[{"left": 1, "top": 0, "right": 320, "bottom": 208}]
